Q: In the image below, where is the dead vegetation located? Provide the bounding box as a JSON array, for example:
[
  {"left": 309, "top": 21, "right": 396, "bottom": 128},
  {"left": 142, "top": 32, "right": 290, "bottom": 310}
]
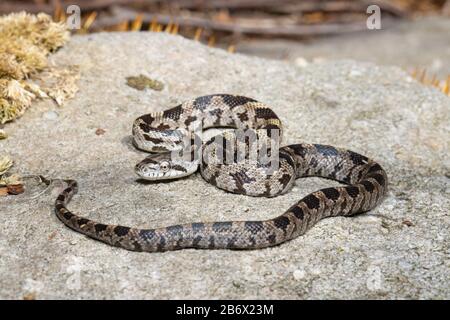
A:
[{"left": 0, "top": 12, "right": 71, "bottom": 124}]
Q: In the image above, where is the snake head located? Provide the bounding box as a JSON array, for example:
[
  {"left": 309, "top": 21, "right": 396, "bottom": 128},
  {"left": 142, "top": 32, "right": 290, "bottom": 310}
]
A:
[{"left": 135, "top": 152, "right": 198, "bottom": 180}]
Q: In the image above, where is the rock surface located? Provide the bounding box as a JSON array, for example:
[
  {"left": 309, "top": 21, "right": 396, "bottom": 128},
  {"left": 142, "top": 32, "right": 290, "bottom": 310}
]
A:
[{"left": 0, "top": 32, "right": 449, "bottom": 299}]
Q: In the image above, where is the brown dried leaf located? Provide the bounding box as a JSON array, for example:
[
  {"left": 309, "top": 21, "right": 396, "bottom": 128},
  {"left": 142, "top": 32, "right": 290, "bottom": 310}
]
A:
[
  {"left": 48, "top": 231, "right": 58, "bottom": 240},
  {"left": 22, "top": 292, "right": 36, "bottom": 300},
  {"left": 95, "top": 128, "right": 106, "bottom": 135},
  {"left": 7, "top": 184, "right": 24, "bottom": 195}
]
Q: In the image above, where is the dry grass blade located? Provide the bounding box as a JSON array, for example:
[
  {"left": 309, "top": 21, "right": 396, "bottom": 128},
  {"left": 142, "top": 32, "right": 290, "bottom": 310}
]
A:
[
  {"left": 194, "top": 27, "right": 203, "bottom": 41},
  {"left": 443, "top": 76, "right": 450, "bottom": 95},
  {"left": 149, "top": 17, "right": 158, "bottom": 31},
  {"left": 171, "top": 23, "right": 179, "bottom": 34},
  {"left": 131, "top": 13, "right": 143, "bottom": 31},
  {"left": 81, "top": 11, "right": 98, "bottom": 33},
  {"left": 165, "top": 22, "right": 173, "bottom": 33}
]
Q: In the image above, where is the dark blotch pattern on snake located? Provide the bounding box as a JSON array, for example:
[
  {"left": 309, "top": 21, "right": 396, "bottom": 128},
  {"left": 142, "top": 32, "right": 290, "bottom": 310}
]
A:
[{"left": 54, "top": 94, "right": 388, "bottom": 252}]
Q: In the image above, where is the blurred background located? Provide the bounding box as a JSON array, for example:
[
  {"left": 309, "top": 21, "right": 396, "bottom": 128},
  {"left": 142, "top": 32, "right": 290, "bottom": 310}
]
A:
[{"left": 1, "top": 0, "right": 449, "bottom": 88}]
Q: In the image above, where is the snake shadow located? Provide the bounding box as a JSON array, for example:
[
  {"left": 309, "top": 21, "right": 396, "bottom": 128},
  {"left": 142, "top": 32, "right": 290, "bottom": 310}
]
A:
[
  {"left": 135, "top": 173, "right": 195, "bottom": 185},
  {"left": 135, "top": 177, "right": 189, "bottom": 185}
]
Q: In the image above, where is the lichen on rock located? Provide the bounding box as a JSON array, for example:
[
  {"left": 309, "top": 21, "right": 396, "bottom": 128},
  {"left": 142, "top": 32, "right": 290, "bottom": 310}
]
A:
[{"left": 126, "top": 74, "right": 164, "bottom": 91}]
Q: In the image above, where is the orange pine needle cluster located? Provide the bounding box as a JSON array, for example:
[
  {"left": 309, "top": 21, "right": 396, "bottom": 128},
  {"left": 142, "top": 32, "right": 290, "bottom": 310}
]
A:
[
  {"left": 53, "top": 7, "right": 236, "bottom": 53},
  {"left": 411, "top": 68, "right": 450, "bottom": 96}
]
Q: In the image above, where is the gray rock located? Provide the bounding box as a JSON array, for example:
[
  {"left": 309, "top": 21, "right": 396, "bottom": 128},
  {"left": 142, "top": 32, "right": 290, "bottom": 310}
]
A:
[
  {"left": 0, "top": 32, "right": 448, "bottom": 299},
  {"left": 238, "top": 17, "right": 450, "bottom": 78}
]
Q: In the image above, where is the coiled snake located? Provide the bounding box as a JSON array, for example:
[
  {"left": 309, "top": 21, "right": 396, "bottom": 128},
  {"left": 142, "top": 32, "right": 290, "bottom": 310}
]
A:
[{"left": 54, "top": 94, "right": 387, "bottom": 252}]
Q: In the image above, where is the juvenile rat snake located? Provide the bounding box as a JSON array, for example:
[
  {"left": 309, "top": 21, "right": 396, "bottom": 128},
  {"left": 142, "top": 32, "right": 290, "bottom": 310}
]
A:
[{"left": 54, "top": 94, "right": 387, "bottom": 252}]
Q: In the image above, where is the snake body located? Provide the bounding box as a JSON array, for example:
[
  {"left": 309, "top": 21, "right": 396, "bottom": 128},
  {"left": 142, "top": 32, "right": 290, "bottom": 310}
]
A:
[{"left": 55, "top": 94, "right": 387, "bottom": 252}]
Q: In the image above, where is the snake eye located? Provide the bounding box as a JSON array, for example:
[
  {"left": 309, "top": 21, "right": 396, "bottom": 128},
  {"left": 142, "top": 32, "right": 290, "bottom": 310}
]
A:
[{"left": 160, "top": 161, "right": 171, "bottom": 173}]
